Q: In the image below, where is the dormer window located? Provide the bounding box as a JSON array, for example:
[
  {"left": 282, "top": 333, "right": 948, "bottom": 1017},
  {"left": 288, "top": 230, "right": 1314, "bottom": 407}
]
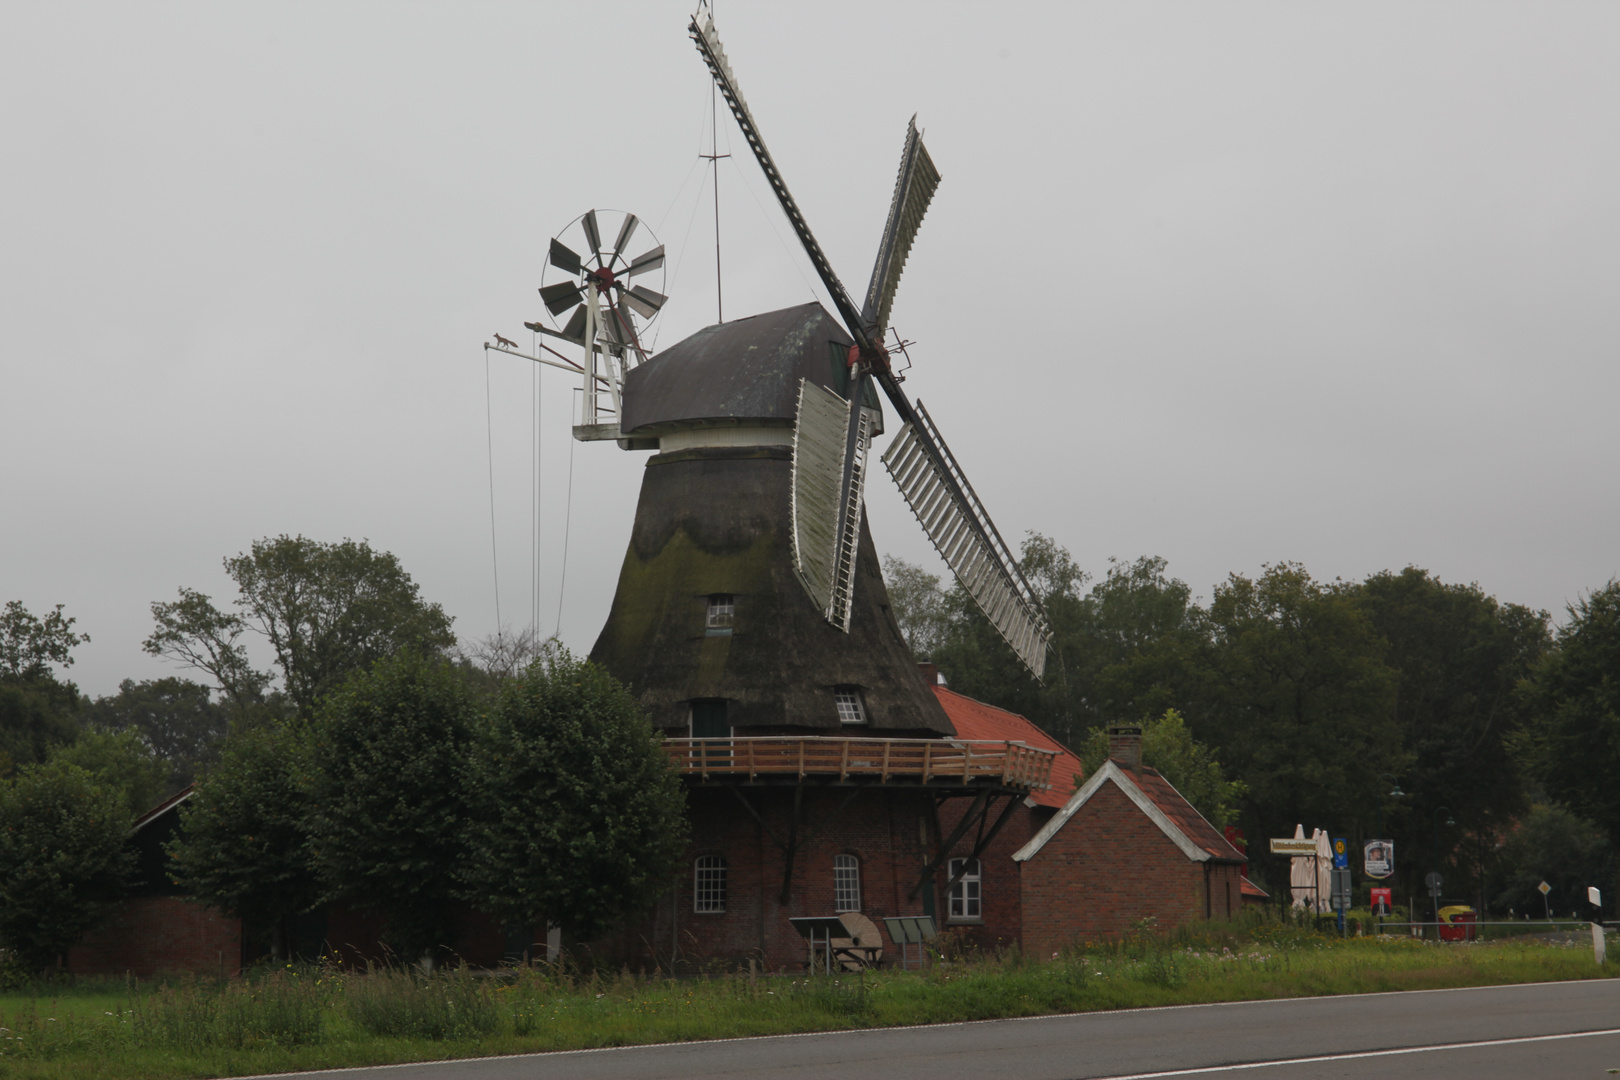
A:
[
  {"left": 834, "top": 687, "right": 866, "bottom": 724},
  {"left": 706, "top": 594, "right": 734, "bottom": 636}
]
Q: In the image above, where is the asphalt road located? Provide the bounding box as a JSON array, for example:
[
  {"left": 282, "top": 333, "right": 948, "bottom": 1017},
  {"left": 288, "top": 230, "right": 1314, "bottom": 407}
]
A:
[{"left": 255, "top": 978, "right": 1620, "bottom": 1080}]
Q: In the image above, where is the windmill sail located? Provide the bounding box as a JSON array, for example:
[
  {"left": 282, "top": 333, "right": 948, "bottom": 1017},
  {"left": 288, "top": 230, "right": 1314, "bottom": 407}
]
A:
[
  {"left": 861, "top": 117, "right": 940, "bottom": 336},
  {"left": 694, "top": 6, "right": 1052, "bottom": 676},
  {"left": 882, "top": 402, "right": 1052, "bottom": 678},
  {"left": 790, "top": 380, "right": 848, "bottom": 620}
]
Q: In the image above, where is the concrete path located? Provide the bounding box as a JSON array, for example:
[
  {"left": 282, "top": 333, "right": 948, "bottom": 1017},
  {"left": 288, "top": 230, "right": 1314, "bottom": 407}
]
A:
[{"left": 255, "top": 978, "right": 1620, "bottom": 1080}]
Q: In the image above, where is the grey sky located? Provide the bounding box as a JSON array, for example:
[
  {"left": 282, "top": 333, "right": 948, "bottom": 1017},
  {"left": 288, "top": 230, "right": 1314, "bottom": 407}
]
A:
[{"left": 3, "top": 1, "right": 1616, "bottom": 699}]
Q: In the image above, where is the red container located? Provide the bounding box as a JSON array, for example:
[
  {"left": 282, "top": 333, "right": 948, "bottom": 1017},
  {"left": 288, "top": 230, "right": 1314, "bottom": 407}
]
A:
[{"left": 1438, "top": 906, "right": 1477, "bottom": 942}]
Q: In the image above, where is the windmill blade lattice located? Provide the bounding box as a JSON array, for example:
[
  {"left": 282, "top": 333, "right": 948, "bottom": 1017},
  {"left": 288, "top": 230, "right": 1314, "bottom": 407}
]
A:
[{"left": 692, "top": 6, "right": 1052, "bottom": 678}]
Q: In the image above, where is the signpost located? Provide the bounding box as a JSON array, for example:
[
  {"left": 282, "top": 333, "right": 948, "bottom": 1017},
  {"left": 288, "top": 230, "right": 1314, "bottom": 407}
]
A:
[
  {"left": 1538, "top": 879, "right": 1551, "bottom": 923},
  {"left": 1330, "top": 868, "right": 1353, "bottom": 935},
  {"left": 1332, "top": 838, "right": 1349, "bottom": 869}
]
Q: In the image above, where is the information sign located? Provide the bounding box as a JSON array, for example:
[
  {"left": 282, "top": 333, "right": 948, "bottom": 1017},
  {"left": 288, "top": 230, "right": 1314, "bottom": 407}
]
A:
[
  {"left": 1332, "top": 837, "right": 1349, "bottom": 869},
  {"left": 1330, "top": 868, "right": 1353, "bottom": 911},
  {"left": 1269, "top": 838, "right": 1319, "bottom": 855},
  {"left": 1363, "top": 840, "right": 1394, "bottom": 879},
  {"left": 1425, "top": 871, "right": 1443, "bottom": 897}
]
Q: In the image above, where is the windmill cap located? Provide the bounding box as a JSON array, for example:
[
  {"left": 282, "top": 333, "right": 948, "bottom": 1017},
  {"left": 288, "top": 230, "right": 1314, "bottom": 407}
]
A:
[{"left": 620, "top": 302, "right": 882, "bottom": 437}]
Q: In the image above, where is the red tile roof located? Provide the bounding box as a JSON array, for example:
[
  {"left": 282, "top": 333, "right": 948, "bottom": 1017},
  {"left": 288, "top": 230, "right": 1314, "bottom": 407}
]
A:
[
  {"left": 1240, "top": 876, "right": 1269, "bottom": 899},
  {"left": 929, "top": 686, "right": 1083, "bottom": 808},
  {"left": 1130, "top": 767, "right": 1246, "bottom": 862}
]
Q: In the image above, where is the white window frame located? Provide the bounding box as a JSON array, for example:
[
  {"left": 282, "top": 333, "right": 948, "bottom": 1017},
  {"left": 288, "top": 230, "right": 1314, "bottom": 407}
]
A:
[
  {"left": 948, "top": 857, "right": 982, "bottom": 922},
  {"left": 706, "top": 594, "right": 735, "bottom": 634},
  {"left": 834, "top": 688, "right": 866, "bottom": 724},
  {"left": 694, "top": 855, "right": 727, "bottom": 913},
  {"left": 833, "top": 853, "right": 861, "bottom": 912}
]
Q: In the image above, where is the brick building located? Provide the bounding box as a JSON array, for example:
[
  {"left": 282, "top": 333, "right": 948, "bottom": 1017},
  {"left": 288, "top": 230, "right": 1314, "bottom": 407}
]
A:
[
  {"left": 66, "top": 787, "right": 243, "bottom": 979},
  {"left": 929, "top": 684, "right": 1248, "bottom": 957}
]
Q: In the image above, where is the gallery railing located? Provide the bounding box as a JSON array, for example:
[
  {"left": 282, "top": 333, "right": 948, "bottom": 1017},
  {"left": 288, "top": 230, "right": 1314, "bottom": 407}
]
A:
[{"left": 662, "top": 736, "right": 1057, "bottom": 790}]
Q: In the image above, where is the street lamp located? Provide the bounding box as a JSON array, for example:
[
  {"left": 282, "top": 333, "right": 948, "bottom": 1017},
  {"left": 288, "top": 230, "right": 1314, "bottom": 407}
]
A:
[
  {"left": 1375, "top": 774, "right": 1404, "bottom": 841},
  {"left": 1431, "top": 806, "right": 1455, "bottom": 932}
]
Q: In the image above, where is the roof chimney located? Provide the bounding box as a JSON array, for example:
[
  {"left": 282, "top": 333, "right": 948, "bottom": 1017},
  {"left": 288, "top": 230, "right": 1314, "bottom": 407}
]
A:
[
  {"left": 916, "top": 661, "right": 942, "bottom": 686},
  {"left": 1107, "top": 724, "right": 1143, "bottom": 773}
]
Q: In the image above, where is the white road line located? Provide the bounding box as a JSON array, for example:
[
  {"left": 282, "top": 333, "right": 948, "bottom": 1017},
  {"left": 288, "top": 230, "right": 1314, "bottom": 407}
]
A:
[
  {"left": 1086, "top": 1028, "right": 1620, "bottom": 1080},
  {"left": 241, "top": 979, "right": 1620, "bottom": 1078}
]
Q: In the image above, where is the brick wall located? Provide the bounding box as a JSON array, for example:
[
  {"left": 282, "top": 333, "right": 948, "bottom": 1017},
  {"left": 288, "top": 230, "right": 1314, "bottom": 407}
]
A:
[
  {"left": 932, "top": 795, "right": 1039, "bottom": 955},
  {"left": 1019, "top": 780, "right": 1220, "bottom": 957},
  {"left": 585, "top": 785, "right": 939, "bottom": 971},
  {"left": 66, "top": 896, "right": 241, "bottom": 979}
]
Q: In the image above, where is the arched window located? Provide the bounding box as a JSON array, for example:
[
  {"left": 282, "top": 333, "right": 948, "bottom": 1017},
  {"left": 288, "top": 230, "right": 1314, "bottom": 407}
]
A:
[
  {"left": 948, "top": 858, "right": 981, "bottom": 921},
  {"left": 833, "top": 853, "right": 861, "bottom": 912},
  {"left": 694, "top": 855, "right": 727, "bottom": 913}
]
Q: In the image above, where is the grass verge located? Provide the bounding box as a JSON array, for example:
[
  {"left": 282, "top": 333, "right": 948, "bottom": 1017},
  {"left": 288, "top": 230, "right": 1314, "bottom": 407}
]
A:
[{"left": 0, "top": 923, "right": 1612, "bottom": 1080}]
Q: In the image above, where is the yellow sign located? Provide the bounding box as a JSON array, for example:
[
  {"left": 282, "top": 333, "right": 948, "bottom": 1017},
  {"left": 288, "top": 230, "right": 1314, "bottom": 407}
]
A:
[{"left": 1270, "top": 838, "right": 1319, "bottom": 855}]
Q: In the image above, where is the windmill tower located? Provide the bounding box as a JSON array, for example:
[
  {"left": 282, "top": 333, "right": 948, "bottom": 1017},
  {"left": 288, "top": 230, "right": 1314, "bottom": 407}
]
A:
[{"left": 496, "top": 8, "right": 1060, "bottom": 967}]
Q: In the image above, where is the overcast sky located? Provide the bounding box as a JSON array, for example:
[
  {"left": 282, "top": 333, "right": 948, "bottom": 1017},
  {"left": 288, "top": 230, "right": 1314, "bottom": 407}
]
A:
[{"left": 3, "top": 1, "right": 1616, "bottom": 699}]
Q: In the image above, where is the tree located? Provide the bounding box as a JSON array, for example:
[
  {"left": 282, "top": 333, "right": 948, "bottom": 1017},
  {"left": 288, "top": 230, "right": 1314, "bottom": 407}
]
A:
[
  {"left": 307, "top": 651, "right": 473, "bottom": 962},
  {"left": 882, "top": 556, "right": 952, "bottom": 660},
  {"left": 0, "top": 601, "right": 89, "bottom": 684},
  {"left": 1077, "top": 708, "right": 1247, "bottom": 826},
  {"left": 168, "top": 719, "right": 322, "bottom": 961},
  {"left": 1522, "top": 581, "right": 1620, "bottom": 848},
  {"left": 0, "top": 601, "right": 88, "bottom": 773},
  {"left": 1492, "top": 803, "right": 1611, "bottom": 917},
  {"left": 146, "top": 536, "right": 456, "bottom": 718},
  {"left": 457, "top": 646, "right": 687, "bottom": 943},
  {"left": 0, "top": 763, "right": 135, "bottom": 975},
  {"left": 1353, "top": 567, "right": 1551, "bottom": 894},
  {"left": 1195, "top": 563, "right": 1404, "bottom": 850},
  {"left": 46, "top": 728, "right": 169, "bottom": 820},
  {"left": 82, "top": 677, "right": 232, "bottom": 789}
]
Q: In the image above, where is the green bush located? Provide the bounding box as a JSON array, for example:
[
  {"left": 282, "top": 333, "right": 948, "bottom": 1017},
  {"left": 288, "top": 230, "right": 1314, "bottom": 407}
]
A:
[{"left": 343, "top": 966, "right": 500, "bottom": 1040}]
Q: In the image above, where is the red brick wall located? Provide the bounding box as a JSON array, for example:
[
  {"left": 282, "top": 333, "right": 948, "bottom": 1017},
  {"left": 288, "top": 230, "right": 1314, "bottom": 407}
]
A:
[
  {"left": 1019, "top": 781, "right": 1221, "bottom": 957},
  {"left": 584, "top": 785, "right": 938, "bottom": 971},
  {"left": 932, "top": 796, "right": 1038, "bottom": 955},
  {"left": 66, "top": 896, "right": 241, "bottom": 979}
]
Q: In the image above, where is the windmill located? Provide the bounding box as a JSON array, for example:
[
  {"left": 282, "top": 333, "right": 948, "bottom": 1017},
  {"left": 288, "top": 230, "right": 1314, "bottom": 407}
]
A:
[
  {"left": 690, "top": 9, "right": 1052, "bottom": 678},
  {"left": 501, "top": 209, "right": 667, "bottom": 441}
]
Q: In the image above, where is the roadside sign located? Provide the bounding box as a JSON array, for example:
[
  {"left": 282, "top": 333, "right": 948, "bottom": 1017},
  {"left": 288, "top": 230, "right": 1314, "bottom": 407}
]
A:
[
  {"left": 1425, "top": 871, "right": 1443, "bottom": 897},
  {"left": 1330, "top": 868, "right": 1353, "bottom": 911},
  {"left": 1537, "top": 880, "right": 1551, "bottom": 896},
  {"left": 1590, "top": 886, "right": 1602, "bottom": 907},
  {"left": 1370, "top": 887, "right": 1393, "bottom": 915},
  {"left": 1270, "top": 838, "right": 1318, "bottom": 855},
  {"left": 1332, "top": 837, "right": 1348, "bottom": 869},
  {"left": 1364, "top": 839, "right": 1394, "bottom": 879}
]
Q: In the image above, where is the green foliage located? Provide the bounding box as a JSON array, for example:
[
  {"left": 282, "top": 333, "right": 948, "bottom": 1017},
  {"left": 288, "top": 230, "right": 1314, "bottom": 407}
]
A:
[
  {"left": 1523, "top": 581, "right": 1620, "bottom": 850},
  {"left": 308, "top": 652, "right": 473, "bottom": 960},
  {"left": 1192, "top": 563, "right": 1404, "bottom": 850},
  {"left": 1353, "top": 567, "right": 1551, "bottom": 884},
  {"left": 0, "top": 602, "right": 88, "bottom": 685},
  {"left": 343, "top": 966, "right": 500, "bottom": 1040},
  {"left": 1076, "top": 709, "right": 1247, "bottom": 826},
  {"left": 0, "top": 763, "right": 135, "bottom": 975},
  {"left": 45, "top": 729, "right": 168, "bottom": 820},
  {"left": 137, "top": 970, "right": 324, "bottom": 1049},
  {"left": 881, "top": 556, "right": 951, "bottom": 659},
  {"left": 1492, "top": 803, "right": 1611, "bottom": 915},
  {"left": 167, "top": 719, "right": 321, "bottom": 959},
  {"left": 0, "top": 602, "right": 88, "bottom": 774},
  {"left": 457, "top": 646, "right": 688, "bottom": 942},
  {"left": 146, "top": 536, "right": 456, "bottom": 718},
  {"left": 82, "top": 678, "right": 231, "bottom": 789}
]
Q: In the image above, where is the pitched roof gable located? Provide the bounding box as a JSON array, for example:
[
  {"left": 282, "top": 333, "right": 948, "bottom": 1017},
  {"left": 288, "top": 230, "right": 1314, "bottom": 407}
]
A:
[
  {"left": 1011, "top": 760, "right": 1245, "bottom": 864},
  {"left": 929, "top": 686, "right": 1082, "bottom": 808}
]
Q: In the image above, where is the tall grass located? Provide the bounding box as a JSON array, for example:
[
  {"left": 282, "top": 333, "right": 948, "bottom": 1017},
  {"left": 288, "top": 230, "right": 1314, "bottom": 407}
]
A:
[{"left": 0, "top": 923, "right": 1610, "bottom": 1080}]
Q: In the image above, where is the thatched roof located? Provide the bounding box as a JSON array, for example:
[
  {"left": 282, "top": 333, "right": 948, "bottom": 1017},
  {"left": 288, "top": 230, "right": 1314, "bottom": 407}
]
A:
[
  {"left": 621, "top": 302, "right": 882, "bottom": 437},
  {"left": 589, "top": 444, "right": 954, "bottom": 737}
]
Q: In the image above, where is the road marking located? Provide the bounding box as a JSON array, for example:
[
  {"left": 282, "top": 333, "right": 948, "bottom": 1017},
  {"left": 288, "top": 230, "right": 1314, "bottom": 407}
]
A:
[
  {"left": 240, "top": 980, "right": 1620, "bottom": 1078},
  {"left": 1086, "top": 1028, "right": 1620, "bottom": 1080}
]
